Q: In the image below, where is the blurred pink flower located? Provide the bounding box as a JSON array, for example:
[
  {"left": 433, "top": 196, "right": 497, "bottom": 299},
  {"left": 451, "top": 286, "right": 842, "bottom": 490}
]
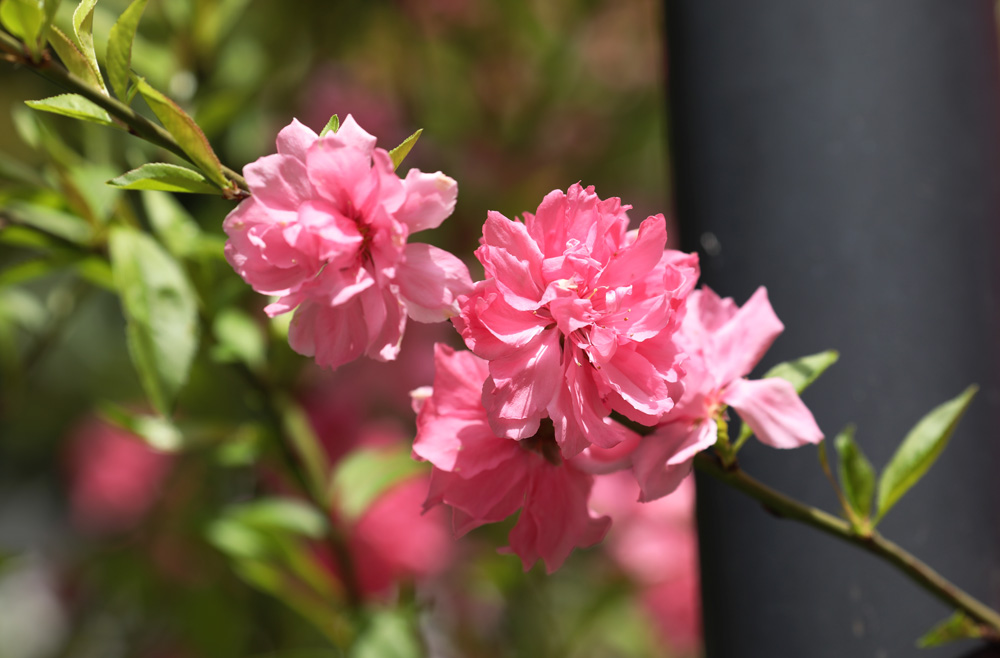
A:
[
  {"left": 590, "top": 471, "right": 701, "bottom": 654},
  {"left": 413, "top": 344, "right": 612, "bottom": 573},
  {"left": 224, "top": 116, "right": 472, "bottom": 370},
  {"left": 348, "top": 474, "right": 453, "bottom": 597},
  {"left": 65, "top": 419, "right": 172, "bottom": 535},
  {"left": 633, "top": 287, "right": 824, "bottom": 501},
  {"left": 453, "top": 183, "right": 699, "bottom": 457}
]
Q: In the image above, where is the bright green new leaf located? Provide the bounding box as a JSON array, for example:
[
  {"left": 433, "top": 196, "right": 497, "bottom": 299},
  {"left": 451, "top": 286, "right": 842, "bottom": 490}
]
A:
[
  {"left": 917, "top": 611, "right": 981, "bottom": 648},
  {"left": 876, "top": 385, "right": 978, "bottom": 521},
  {"left": 48, "top": 26, "right": 102, "bottom": 88},
  {"left": 211, "top": 307, "right": 265, "bottom": 369},
  {"left": 833, "top": 425, "right": 875, "bottom": 520},
  {"left": 99, "top": 402, "right": 185, "bottom": 451},
  {"left": 106, "top": 0, "right": 148, "bottom": 100},
  {"left": 134, "top": 77, "right": 229, "bottom": 188},
  {"left": 329, "top": 446, "right": 427, "bottom": 522},
  {"left": 349, "top": 608, "right": 422, "bottom": 658},
  {"left": 736, "top": 350, "right": 839, "bottom": 444},
  {"left": 319, "top": 113, "right": 339, "bottom": 137},
  {"left": 389, "top": 128, "right": 422, "bottom": 170},
  {"left": 108, "top": 162, "right": 221, "bottom": 194},
  {"left": 25, "top": 94, "right": 114, "bottom": 127},
  {"left": 71, "top": 0, "right": 107, "bottom": 94},
  {"left": 109, "top": 227, "right": 199, "bottom": 416},
  {"left": 0, "top": 0, "right": 59, "bottom": 59}
]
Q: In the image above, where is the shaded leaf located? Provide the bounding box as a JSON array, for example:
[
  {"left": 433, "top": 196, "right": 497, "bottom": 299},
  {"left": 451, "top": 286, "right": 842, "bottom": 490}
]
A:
[
  {"left": 211, "top": 307, "right": 265, "bottom": 369},
  {"left": 25, "top": 93, "right": 114, "bottom": 127},
  {"left": 349, "top": 608, "right": 422, "bottom": 658},
  {"left": 109, "top": 227, "right": 199, "bottom": 415},
  {"left": 876, "top": 385, "right": 978, "bottom": 521},
  {"left": 106, "top": 0, "right": 148, "bottom": 100},
  {"left": 389, "top": 128, "right": 422, "bottom": 171},
  {"left": 834, "top": 425, "right": 875, "bottom": 521},
  {"left": 3, "top": 200, "right": 94, "bottom": 244},
  {"left": 917, "top": 611, "right": 981, "bottom": 648},
  {"left": 329, "top": 446, "right": 426, "bottom": 522},
  {"left": 319, "top": 113, "right": 339, "bottom": 137},
  {"left": 108, "top": 162, "right": 220, "bottom": 194},
  {"left": 134, "top": 77, "right": 228, "bottom": 188},
  {"left": 71, "top": 0, "right": 106, "bottom": 93},
  {"left": 141, "top": 190, "right": 204, "bottom": 258}
]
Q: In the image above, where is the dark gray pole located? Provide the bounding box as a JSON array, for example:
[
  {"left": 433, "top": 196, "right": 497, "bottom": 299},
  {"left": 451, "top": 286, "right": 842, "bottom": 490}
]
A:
[{"left": 666, "top": 2, "right": 1000, "bottom": 656}]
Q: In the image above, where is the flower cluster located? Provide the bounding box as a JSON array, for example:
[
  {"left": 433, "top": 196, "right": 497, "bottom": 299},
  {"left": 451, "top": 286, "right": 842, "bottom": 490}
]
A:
[
  {"left": 225, "top": 119, "right": 824, "bottom": 573},
  {"left": 223, "top": 116, "right": 471, "bottom": 369}
]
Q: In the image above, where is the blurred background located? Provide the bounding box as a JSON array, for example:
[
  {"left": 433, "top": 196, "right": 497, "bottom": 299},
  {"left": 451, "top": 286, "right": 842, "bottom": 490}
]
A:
[{"left": 0, "top": 1, "right": 699, "bottom": 657}]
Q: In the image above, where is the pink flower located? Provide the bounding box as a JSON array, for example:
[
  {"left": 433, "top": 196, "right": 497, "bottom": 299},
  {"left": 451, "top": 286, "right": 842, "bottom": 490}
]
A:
[
  {"left": 453, "top": 183, "right": 699, "bottom": 457},
  {"left": 633, "top": 287, "right": 824, "bottom": 501},
  {"left": 65, "top": 419, "right": 172, "bottom": 535},
  {"left": 590, "top": 472, "right": 702, "bottom": 654},
  {"left": 412, "top": 344, "right": 612, "bottom": 573},
  {"left": 224, "top": 116, "right": 472, "bottom": 370},
  {"left": 348, "top": 474, "right": 453, "bottom": 597}
]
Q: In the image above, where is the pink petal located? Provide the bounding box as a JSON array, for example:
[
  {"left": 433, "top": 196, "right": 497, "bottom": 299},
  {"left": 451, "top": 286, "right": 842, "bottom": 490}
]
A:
[
  {"left": 482, "top": 328, "right": 562, "bottom": 440},
  {"left": 306, "top": 135, "right": 377, "bottom": 211},
  {"left": 455, "top": 283, "right": 549, "bottom": 360},
  {"left": 244, "top": 153, "right": 313, "bottom": 215},
  {"left": 477, "top": 212, "right": 545, "bottom": 309},
  {"left": 288, "top": 298, "right": 367, "bottom": 370},
  {"left": 275, "top": 118, "right": 318, "bottom": 161},
  {"left": 632, "top": 421, "right": 716, "bottom": 502},
  {"left": 722, "top": 377, "right": 824, "bottom": 449},
  {"left": 395, "top": 169, "right": 458, "bottom": 233},
  {"left": 597, "top": 346, "right": 675, "bottom": 419},
  {"left": 425, "top": 460, "right": 530, "bottom": 535},
  {"left": 360, "top": 285, "right": 406, "bottom": 362},
  {"left": 396, "top": 243, "right": 473, "bottom": 322},
  {"left": 572, "top": 431, "right": 642, "bottom": 474},
  {"left": 705, "top": 287, "right": 784, "bottom": 384},
  {"left": 597, "top": 214, "right": 668, "bottom": 287},
  {"left": 505, "top": 462, "right": 610, "bottom": 573},
  {"left": 334, "top": 114, "right": 378, "bottom": 154}
]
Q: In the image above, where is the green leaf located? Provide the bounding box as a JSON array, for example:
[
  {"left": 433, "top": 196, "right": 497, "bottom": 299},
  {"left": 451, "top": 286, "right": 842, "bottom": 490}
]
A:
[
  {"left": 917, "top": 611, "right": 981, "bottom": 648},
  {"left": 109, "top": 227, "right": 199, "bottom": 415},
  {"left": 99, "top": 402, "right": 184, "bottom": 451},
  {"left": 71, "top": 0, "right": 107, "bottom": 94},
  {"left": 834, "top": 425, "right": 875, "bottom": 521},
  {"left": 134, "top": 77, "right": 228, "bottom": 188},
  {"left": 349, "top": 608, "right": 422, "bottom": 658},
  {"left": 48, "top": 25, "right": 102, "bottom": 88},
  {"left": 319, "top": 114, "right": 339, "bottom": 137},
  {"left": 227, "top": 498, "right": 328, "bottom": 538},
  {"left": 25, "top": 94, "right": 114, "bottom": 127},
  {"left": 106, "top": 0, "right": 148, "bottom": 100},
  {"left": 211, "top": 307, "right": 265, "bottom": 369},
  {"left": 140, "top": 190, "right": 203, "bottom": 258},
  {"left": 388, "top": 128, "right": 422, "bottom": 171},
  {"left": 3, "top": 200, "right": 94, "bottom": 245},
  {"left": 762, "top": 349, "right": 839, "bottom": 394},
  {"left": 107, "top": 162, "right": 221, "bottom": 194},
  {"left": 0, "top": 253, "right": 82, "bottom": 286},
  {"left": 876, "top": 385, "right": 978, "bottom": 521},
  {"left": 329, "top": 446, "right": 426, "bottom": 522},
  {"left": 0, "top": 0, "right": 59, "bottom": 58}
]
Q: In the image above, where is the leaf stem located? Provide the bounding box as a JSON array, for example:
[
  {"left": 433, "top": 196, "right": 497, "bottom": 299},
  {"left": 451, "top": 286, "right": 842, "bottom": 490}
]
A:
[
  {"left": 0, "top": 29, "right": 248, "bottom": 196},
  {"left": 694, "top": 452, "right": 1000, "bottom": 638}
]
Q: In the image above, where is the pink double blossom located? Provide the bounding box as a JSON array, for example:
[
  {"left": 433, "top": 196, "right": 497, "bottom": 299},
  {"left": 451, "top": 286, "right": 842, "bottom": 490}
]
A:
[
  {"left": 454, "top": 183, "right": 699, "bottom": 457},
  {"left": 633, "top": 287, "right": 825, "bottom": 501},
  {"left": 412, "top": 344, "right": 612, "bottom": 573},
  {"left": 224, "top": 116, "right": 472, "bottom": 370}
]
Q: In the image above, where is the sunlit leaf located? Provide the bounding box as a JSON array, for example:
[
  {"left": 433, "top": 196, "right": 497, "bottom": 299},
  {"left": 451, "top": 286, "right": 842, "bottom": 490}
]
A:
[
  {"left": 99, "top": 402, "right": 185, "bottom": 451},
  {"left": 876, "top": 385, "right": 978, "bottom": 521},
  {"left": 319, "top": 113, "right": 339, "bottom": 137},
  {"left": 349, "top": 608, "right": 422, "bottom": 658},
  {"left": 25, "top": 94, "right": 114, "bottom": 127},
  {"left": 106, "top": 0, "right": 148, "bottom": 100},
  {"left": 917, "top": 611, "right": 981, "bottom": 648},
  {"left": 0, "top": 0, "right": 59, "bottom": 59},
  {"left": 389, "top": 128, "right": 422, "bottom": 170},
  {"left": 134, "top": 77, "right": 228, "bottom": 188},
  {"left": 107, "top": 162, "right": 221, "bottom": 194},
  {"left": 48, "top": 25, "right": 102, "bottom": 88},
  {"left": 329, "top": 446, "right": 426, "bottom": 522},
  {"left": 211, "top": 307, "right": 265, "bottom": 369},
  {"left": 70, "top": 0, "right": 107, "bottom": 94},
  {"left": 109, "top": 226, "right": 199, "bottom": 415}
]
